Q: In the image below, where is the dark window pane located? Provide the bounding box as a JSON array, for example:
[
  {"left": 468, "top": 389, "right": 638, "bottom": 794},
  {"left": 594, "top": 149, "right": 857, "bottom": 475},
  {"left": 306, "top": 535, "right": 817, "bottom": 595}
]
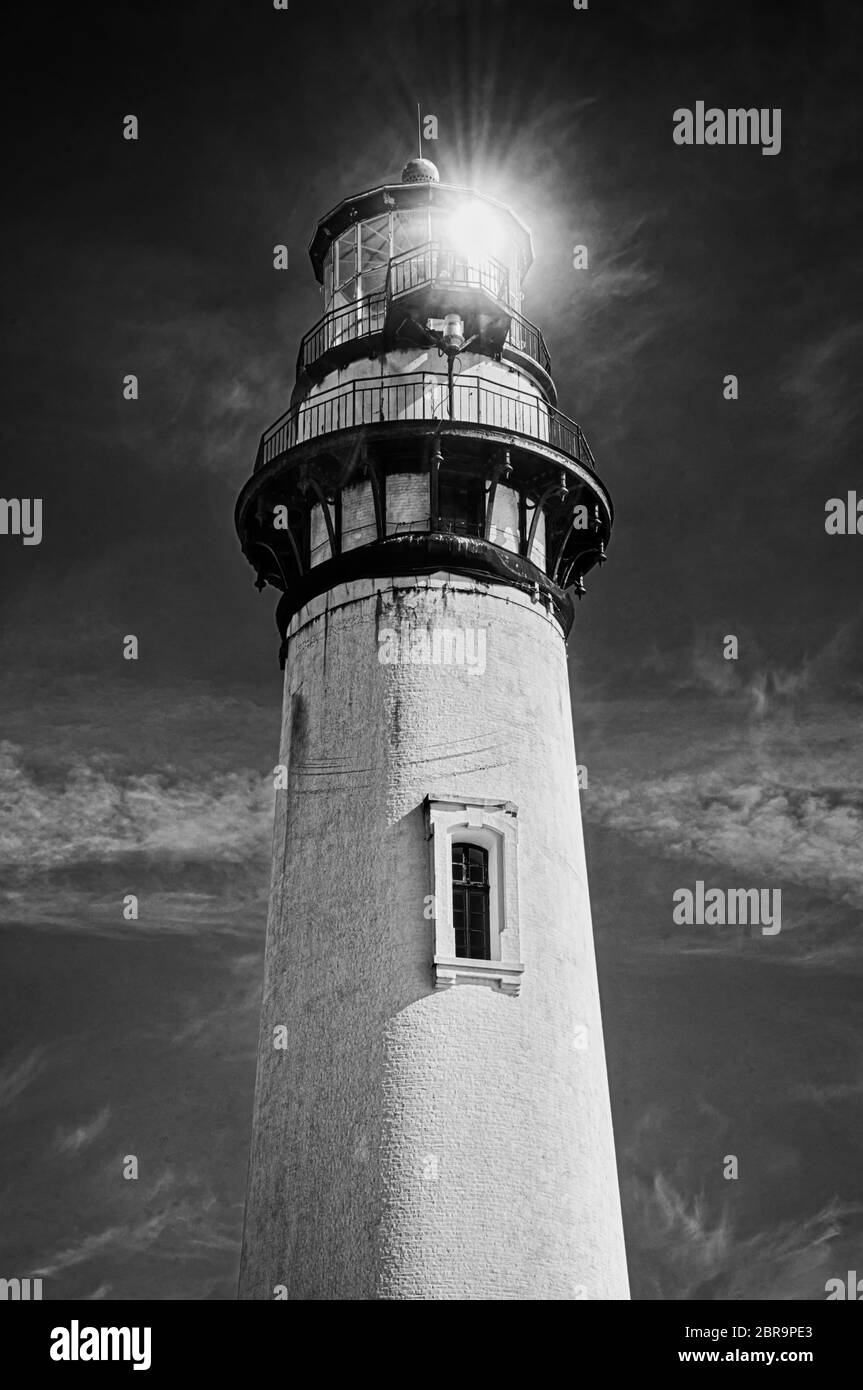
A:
[
  {"left": 451, "top": 844, "right": 490, "bottom": 960},
  {"left": 439, "top": 474, "right": 485, "bottom": 538},
  {"left": 453, "top": 894, "right": 467, "bottom": 957}
]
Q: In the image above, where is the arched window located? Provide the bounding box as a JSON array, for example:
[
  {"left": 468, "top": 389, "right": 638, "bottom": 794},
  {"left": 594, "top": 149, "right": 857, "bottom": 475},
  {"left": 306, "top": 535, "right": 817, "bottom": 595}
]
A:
[
  {"left": 425, "top": 796, "right": 523, "bottom": 995},
  {"left": 451, "top": 843, "right": 490, "bottom": 960}
]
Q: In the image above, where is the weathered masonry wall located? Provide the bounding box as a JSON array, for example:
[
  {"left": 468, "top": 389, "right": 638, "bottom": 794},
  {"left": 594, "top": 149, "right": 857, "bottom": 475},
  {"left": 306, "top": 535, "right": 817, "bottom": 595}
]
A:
[{"left": 239, "top": 576, "right": 630, "bottom": 1300}]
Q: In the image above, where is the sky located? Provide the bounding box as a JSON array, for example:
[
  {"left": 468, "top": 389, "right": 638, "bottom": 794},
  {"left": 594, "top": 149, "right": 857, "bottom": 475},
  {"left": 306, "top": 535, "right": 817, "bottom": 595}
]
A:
[{"left": 0, "top": 0, "right": 861, "bottom": 1300}]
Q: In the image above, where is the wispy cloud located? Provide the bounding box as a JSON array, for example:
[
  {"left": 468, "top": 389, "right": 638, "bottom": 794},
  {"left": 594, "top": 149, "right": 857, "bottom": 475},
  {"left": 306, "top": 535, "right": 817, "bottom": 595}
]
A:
[
  {"left": 621, "top": 618, "right": 863, "bottom": 710},
  {"left": 0, "top": 741, "right": 273, "bottom": 936},
  {"left": 0, "top": 741, "right": 273, "bottom": 872},
  {"left": 592, "top": 775, "right": 863, "bottom": 915},
  {"left": 778, "top": 322, "right": 863, "bottom": 451},
  {"left": 626, "top": 1172, "right": 856, "bottom": 1300},
  {"left": 621, "top": 1101, "right": 863, "bottom": 1299},
  {"left": 0, "top": 1047, "right": 49, "bottom": 1113},
  {"left": 52, "top": 1105, "right": 111, "bottom": 1156},
  {"left": 169, "top": 959, "right": 261, "bottom": 1054},
  {"left": 32, "top": 1172, "right": 240, "bottom": 1283},
  {"left": 131, "top": 305, "right": 287, "bottom": 478}
]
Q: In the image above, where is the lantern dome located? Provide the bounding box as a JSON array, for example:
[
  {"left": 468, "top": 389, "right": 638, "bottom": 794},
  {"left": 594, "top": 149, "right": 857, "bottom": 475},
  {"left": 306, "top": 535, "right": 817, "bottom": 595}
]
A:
[{"left": 401, "top": 156, "right": 440, "bottom": 184}]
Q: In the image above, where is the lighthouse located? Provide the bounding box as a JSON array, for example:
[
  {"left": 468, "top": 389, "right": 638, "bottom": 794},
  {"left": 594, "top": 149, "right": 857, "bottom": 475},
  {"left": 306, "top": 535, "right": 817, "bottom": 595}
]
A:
[{"left": 235, "top": 154, "right": 630, "bottom": 1300}]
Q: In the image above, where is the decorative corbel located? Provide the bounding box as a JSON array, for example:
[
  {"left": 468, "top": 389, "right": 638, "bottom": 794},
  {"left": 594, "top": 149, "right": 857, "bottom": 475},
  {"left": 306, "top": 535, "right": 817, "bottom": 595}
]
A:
[
  {"left": 525, "top": 479, "right": 567, "bottom": 564},
  {"left": 367, "top": 457, "right": 386, "bottom": 541}
]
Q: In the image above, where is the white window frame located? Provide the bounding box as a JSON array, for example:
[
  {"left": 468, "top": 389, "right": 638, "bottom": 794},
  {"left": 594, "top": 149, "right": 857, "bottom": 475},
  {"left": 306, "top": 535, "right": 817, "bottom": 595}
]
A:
[{"left": 424, "top": 795, "right": 523, "bottom": 996}]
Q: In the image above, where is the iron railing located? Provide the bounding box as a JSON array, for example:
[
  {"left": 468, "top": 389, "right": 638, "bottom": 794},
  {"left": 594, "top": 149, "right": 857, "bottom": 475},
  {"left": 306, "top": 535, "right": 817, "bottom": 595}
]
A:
[
  {"left": 298, "top": 291, "right": 388, "bottom": 372},
  {"left": 387, "top": 241, "right": 509, "bottom": 304},
  {"left": 296, "top": 286, "right": 551, "bottom": 380},
  {"left": 506, "top": 307, "right": 551, "bottom": 375},
  {"left": 256, "top": 373, "right": 596, "bottom": 473}
]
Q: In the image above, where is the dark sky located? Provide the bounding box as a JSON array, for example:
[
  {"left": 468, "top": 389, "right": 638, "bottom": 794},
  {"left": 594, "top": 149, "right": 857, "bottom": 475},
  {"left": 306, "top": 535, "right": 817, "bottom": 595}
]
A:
[{"left": 1, "top": 0, "right": 861, "bottom": 1300}]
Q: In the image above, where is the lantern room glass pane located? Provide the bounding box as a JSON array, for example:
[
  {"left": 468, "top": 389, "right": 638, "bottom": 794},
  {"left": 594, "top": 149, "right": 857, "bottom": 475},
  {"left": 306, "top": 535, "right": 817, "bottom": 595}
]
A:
[
  {"left": 336, "top": 229, "right": 358, "bottom": 289},
  {"left": 361, "top": 265, "right": 387, "bottom": 296},
  {"left": 393, "top": 208, "right": 429, "bottom": 256},
  {"left": 332, "top": 285, "right": 355, "bottom": 311},
  {"left": 358, "top": 214, "right": 390, "bottom": 300},
  {"left": 361, "top": 214, "right": 390, "bottom": 269}
]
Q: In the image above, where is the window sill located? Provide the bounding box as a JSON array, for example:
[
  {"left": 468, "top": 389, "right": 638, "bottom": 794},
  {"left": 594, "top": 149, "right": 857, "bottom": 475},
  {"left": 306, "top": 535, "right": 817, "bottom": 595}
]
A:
[{"left": 433, "top": 956, "right": 524, "bottom": 997}]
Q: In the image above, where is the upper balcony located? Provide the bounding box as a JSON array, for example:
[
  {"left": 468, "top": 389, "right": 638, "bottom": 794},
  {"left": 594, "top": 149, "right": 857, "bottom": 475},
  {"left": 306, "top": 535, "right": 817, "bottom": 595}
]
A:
[
  {"left": 387, "top": 241, "right": 509, "bottom": 308},
  {"left": 296, "top": 241, "right": 553, "bottom": 397}
]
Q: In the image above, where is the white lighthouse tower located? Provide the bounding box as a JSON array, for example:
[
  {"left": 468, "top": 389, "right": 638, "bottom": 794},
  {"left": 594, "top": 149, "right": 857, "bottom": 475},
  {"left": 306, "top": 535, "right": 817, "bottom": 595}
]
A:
[{"left": 235, "top": 155, "right": 629, "bottom": 1300}]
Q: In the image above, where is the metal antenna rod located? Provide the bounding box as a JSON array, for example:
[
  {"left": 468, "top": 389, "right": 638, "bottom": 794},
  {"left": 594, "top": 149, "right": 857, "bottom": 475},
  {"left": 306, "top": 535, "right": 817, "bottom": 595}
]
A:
[{"left": 417, "top": 103, "right": 422, "bottom": 158}]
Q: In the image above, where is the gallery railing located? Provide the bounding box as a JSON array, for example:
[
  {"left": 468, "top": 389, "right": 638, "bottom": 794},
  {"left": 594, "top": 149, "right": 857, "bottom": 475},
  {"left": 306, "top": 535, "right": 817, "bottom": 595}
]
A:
[
  {"left": 386, "top": 241, "right": 509, "bottom": 303},
  {"left": 256, "top": 373, "right": 596, "bottom": 473},
  {"left": 296, "top": 290, "right": 551, "bottom": 379},
  {"left": 298, "top": 292, "right": 388, "bottom": 371}
]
